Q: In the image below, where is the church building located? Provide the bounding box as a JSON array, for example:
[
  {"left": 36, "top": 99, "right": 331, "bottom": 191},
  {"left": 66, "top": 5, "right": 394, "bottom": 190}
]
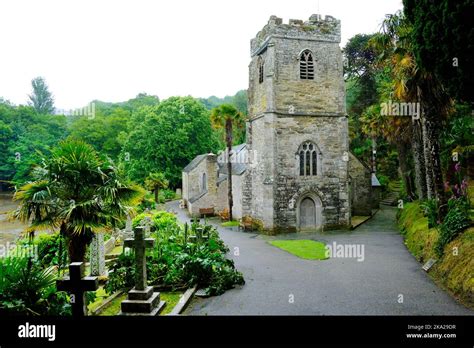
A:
[{"left": 182, "top": 14, "right": 379, "bottom": 233}]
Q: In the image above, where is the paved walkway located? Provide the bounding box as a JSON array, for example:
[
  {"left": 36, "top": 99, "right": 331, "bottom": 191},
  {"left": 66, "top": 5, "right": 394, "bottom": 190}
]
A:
[{"left": 167, "top": 201, "right": 473, "bottom": 315}]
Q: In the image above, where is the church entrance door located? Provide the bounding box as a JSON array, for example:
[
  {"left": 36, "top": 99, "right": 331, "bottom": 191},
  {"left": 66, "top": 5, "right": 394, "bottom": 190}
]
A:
[
  {"left": 298, "top": 194, "right": 322, "bottom": 231},
  {"left": 300, "top": 197, "right": 316, "bottom": 228}
]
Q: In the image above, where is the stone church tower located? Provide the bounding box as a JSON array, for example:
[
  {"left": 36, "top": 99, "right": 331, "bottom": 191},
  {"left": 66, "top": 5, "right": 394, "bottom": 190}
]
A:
[{"left": 242, "top": 14, "right": 350, "bottom": 232}]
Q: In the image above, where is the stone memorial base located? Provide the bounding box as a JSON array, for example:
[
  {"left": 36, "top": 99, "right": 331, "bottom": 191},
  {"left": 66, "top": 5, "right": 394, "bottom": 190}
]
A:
[{"left": 120, "top": 286, "right": 165, "bottom": 316}]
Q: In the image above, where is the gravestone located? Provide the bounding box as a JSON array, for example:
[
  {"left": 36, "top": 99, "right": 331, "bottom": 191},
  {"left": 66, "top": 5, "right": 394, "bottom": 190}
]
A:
[
  {"left": 143, "top": 216, "right": 152, "bottom": 236},
  {"left": 121, "top": 215, "right": 134, "bottom": 240},
  {"left": 104, "top": 236, "right": 116, "bottom": 254},
  {"left": 90, "top": 233, "right": 106, "bottom": 276},
  {"left": 120, "top": 226, "right": 165, "bottom": 315},
  {"left": 57, "top": 262, "right": 98, "bottom": 317}
]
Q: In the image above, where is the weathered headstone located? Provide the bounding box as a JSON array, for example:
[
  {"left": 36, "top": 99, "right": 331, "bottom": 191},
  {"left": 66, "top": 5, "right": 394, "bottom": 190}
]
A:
[
  {"left": 57, "top": 262, "right": 98, "bottom": 317},
  {"left": 121, "top": 215, "right": 134, "bottom": 240},
  {"left": 120, "top": 226, "right": 165, "bottom": 315},
  {"left": 104, "top": 236, "right": 116, "bottom": 254},
  {"left": 90, "top": 233, "right": 106, "bottom": 276},
  {"left": 143, "top": 216, "right": 152, "bottom": 235}
]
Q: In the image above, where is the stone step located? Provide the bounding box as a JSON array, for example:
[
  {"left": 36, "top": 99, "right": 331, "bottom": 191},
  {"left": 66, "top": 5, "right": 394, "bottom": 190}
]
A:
[{"left": 121, "top": 291, "right": 161, "bottom": 314}]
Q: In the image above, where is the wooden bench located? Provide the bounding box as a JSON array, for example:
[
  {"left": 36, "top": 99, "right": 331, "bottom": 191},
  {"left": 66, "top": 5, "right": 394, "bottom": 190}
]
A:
[{"left": 199, "top": 207, "right": 214, "bottom": 217}]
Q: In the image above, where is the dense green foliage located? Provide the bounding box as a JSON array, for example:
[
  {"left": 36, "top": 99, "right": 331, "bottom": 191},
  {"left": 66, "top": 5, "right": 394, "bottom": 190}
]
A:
[
  {"left": 106, "top": 221, "right": 244, "bottom": 296},
  {"left": 33, "top": 232, "right": 69, "bottom": 269},
  {"left": 122, "top": 97, "right": 219, "bottom": 187},
  {"left": 0, "top": 102, "right": 68, "bottom": 188},
  {"left": 132, "top": 210, "right": 178, "bottom": 232},
  {"left": 404, "top": 0, "right": 474, "bottom": 102},
  {"left": 0, "top": 256, "right": 71, "bottom": 315},
  {"left": 1, "top": 87, "right": 244, "bottom": 190},
  {"left": 13, "top": 139, "right": 145, "bottom": 262},
  {"left": 397, "top": 202, "right": 474, "bottom": 309}
]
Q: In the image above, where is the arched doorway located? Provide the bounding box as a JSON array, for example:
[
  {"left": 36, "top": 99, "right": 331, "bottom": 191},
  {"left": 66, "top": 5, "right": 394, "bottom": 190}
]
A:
[{"left": 297, "top": 194, "right": 322, "bottom": 231}]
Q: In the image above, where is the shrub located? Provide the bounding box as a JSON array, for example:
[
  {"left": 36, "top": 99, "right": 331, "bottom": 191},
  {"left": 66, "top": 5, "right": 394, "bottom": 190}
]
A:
[
  {"left": 30, "top": 233, "right": 69, "bottom": 269},
  {"left": 137, "top": 192, "right": 156, "bottom": 212},
  {"left": 435, "top": 198, "right": 471, "bottom": 256},
  {"left": 132, "top": 212, "right": 154, "bottom": 229},
  {"left": 421, "top": 199, "right": 440, "bottom": 228},
  {"left": 152, "top": 211, "right": 178, "bottom": 232},
  {"left": 106, "top": 222, "right": 244, "bottom": 296},
  {"left": 105, "top": 253, "right": 135, "bottom": 293},
  {"left": 132, "top": 211, "right": 179, "bottom": 233},
  {"left": 0, "top": 256, "right": 71, "bottom": 316},
  {"left": 160, "top": 189, "right": 177, "bottom": 201}
]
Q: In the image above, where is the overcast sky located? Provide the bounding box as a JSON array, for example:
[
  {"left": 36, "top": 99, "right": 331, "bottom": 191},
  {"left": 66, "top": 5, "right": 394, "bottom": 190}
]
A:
[{"left": 0, "top": 0, "right": 402, "bottom": 109}]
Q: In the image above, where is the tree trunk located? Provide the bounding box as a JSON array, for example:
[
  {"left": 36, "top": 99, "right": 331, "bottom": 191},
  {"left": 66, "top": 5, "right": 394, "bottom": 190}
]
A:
[
  {"left": 226, "top": 118, "right": 233, "bottom": 221},
  {"left": 397, "top": 141, "right": 416, "bottom": 200},
  {"left": 424, "top": 114, "right": 447, "bottom": 215},
  {"left": 411, "top": 119, "right": 427, "bottom": 199},
  {"left": 421, "top": 117, "right": 435, "bottom": 199},
  {"left": 67, "top": 229, "right": 92, "bottom": 263},
  {"left": 154, "top": 188, "right": 159, "bottom": 204}
]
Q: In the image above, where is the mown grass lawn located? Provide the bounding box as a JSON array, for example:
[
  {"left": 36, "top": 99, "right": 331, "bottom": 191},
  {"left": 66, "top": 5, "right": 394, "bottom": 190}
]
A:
[
  {"left": 269, "top": 240, "right": 328, "bottom": 260},
  {"left": 222, "top": 220, "right": 240, "bottom": 227}
]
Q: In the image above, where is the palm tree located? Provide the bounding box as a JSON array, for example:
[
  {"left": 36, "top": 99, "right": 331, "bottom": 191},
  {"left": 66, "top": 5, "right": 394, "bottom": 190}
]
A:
[
  {"left": 210, "top": 104, "right": 245, "bottom": 221},
  {"left": 370, "top": 12, "right": 451, "bottom": 205},
  {"left": 145, "top": 172, "right": 169, "bottom": 204},
  {"left": 13, "top": 139, "right": 144, "bottom": 262}
]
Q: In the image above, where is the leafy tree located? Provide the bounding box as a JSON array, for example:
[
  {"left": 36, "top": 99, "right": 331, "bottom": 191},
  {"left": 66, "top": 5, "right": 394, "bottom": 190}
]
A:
[
  {"left": 69, "top": 107, "right": 130, "bottom": 159},
  {"left": 0, "top": 102, "right": 68, "bottom": 189},
  {"left": 210, "top": 104, "right": 245, "bottom": 221},
  {"left": 403, "top": 0, "right": 474, "bottom": 102},
  {"left": 122, "top": 96, "right": 219, "bottom": 187},
  {"left": 343, "top": 34, "right": 380, "bottom": 167},
  {"left": 13, "top": 139, "right": 144, "bottom": 262},
  {"left": 371, "top": 11, "right": 451, "bottom": 204},
  {"left": 145, "top": 172, "right": 169, "bottom": 204},
  {"left": 28, "top": 77, "right": 55, "bottom": 114}
]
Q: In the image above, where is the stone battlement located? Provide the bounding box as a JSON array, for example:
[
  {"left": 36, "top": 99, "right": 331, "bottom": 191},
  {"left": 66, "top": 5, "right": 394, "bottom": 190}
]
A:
[{"left": 251, "top": 14, "right": 341, "bottom": 56}]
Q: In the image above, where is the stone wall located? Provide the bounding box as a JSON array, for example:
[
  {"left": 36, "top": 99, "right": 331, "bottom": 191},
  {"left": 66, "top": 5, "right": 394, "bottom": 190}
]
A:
[
  {"left": 348, "top": 153, "right": 372, "bottom": 216},
  {"left": 216, "top": 175, "right": 244, "bottom": 219},
  {"left": 184, "top": 154, "right": 219, "bottom": 216},
  {"left": 274, "top": 116, "right": 350, "bottom": 231},
  {"left": 243, "top": 14, "right": 349, "bottom": 232}
]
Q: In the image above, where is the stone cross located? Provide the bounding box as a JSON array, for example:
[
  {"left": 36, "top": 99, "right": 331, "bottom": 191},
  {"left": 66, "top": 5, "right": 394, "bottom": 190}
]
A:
[
  {"left": 124, "top": 226, "right": 155, "bottom": 291},
  {"left": 143, "top": 216, "right": 152, "bottom": 235},
  {"left": 125, "top": 215, "right": 132, "bottom": 232},
  {"left": 57, "top": 262, "right": 98, "bottom": 317},
  {"left": 90, "top": 232, "right": 106, "bottom": 276}
]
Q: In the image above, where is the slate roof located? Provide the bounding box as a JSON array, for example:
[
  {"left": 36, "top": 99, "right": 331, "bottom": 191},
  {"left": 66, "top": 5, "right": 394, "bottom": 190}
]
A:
[
  {"left": 182, "top": 154, "right": 207, "bottom": 173},
  {"left": 217, "top": 144, "right": 247, "bottom": 176},
  {"left": 371, "top": 173, "right": 382, "bottom": 187}
]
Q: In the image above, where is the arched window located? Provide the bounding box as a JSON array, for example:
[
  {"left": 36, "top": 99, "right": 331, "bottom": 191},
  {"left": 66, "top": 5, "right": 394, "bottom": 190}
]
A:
[
  {"left": 201, "top": 173, "right": 207, "bottom": 191},
  {"left": 300, "top": 50, "right": 314, "bottom": 80},
  {"left": 258, "top": 56, "right": 264, "bottom": 84},
  {"left": 298, "top": 141, "right": 319, "bottom": 176}
]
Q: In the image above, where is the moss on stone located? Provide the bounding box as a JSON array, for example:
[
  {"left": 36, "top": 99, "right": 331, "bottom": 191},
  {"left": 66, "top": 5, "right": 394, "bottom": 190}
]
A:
[{"left": 397, "top": 202, "right": 473, "bottom": 309}]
